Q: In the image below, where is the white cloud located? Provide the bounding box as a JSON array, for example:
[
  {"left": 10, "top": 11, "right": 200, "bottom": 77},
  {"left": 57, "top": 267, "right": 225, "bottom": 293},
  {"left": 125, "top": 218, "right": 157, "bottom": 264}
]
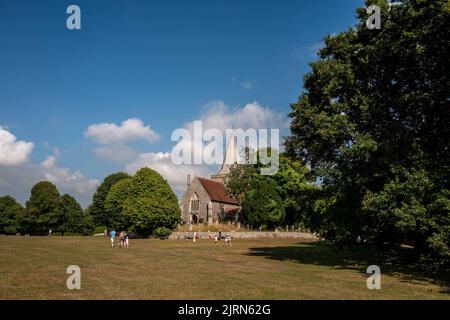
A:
[
  {"left": 92, "top": 145, "right": 139, "bottom": 163},
  {"left": 0, "top": 127, "right": 34, "bottom": 166},
  {"left": 0, "top": 155, "right": 99, "bottom": 208},
  {"left": 0, "top": 128, "right": 98, "bottom": 207},
  {"left": 239, "top": 80, "right": 253, "bottom": 91},
  {"left": 192, "top": 100, "right": 288, "bottom": 132},
  {"left": 39, "top": 156, "right": 100, "bottom": 198},
  {"left": 43, "top": 142, "right": 61, "bottom": 157},
  {"left": 85, "top": 118, "right": 160, "bottom": 145}
]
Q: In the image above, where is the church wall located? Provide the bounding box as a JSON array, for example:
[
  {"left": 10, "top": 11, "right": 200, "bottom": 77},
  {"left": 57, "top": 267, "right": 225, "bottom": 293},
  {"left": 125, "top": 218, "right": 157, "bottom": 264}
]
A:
[
  {"left": 181, "top": 178, "right": 211, "bottom": 223},
  {"left": 181, "top": 178, "right": 241, "bottom": 224},
  {"left": 211, "top": 202, "right": 240, "bottom": 221}
]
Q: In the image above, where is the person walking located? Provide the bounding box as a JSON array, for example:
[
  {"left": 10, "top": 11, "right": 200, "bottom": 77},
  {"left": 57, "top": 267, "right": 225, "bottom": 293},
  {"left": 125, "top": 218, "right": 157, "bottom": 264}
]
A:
[{"left": 110, "top": 229, "right": 116, "bottom": 248}]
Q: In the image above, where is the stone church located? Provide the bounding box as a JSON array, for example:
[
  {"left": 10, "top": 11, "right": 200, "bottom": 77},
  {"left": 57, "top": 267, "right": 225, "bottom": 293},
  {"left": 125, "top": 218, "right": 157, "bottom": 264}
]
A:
[{"left": 181, "top": 136, "right": 241, "bottom": 224}]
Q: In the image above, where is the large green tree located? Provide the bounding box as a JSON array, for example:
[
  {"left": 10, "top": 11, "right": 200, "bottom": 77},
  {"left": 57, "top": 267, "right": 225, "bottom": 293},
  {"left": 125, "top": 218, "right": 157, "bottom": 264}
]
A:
[
  {"left": 105, "top": 168, "right": 181, "bottom": 236},
  {"left": 226, "top": 149, "right": 315, "bottom": 228},
  {"left": 24, "top": 181, "right": 62, "bottom": 234},
  {"left": 59, "top": 194, "right": 87, "bottom": 235},
  {"left": 89, "top": 172, "right": 130, "bottom": 227},
  {"left": 285, "top": 0, "right": 450, "bottom": 259},
  {"left": 243, "top": 178, "right": 285, "bottom": 229},
  {"left": 0, "top": 196, "right": 23, "bottom": 234}
]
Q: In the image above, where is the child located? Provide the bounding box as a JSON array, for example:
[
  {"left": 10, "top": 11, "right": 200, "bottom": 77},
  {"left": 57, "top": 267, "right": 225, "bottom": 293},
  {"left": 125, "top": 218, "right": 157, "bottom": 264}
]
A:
[
  {"left": 124, "top": 233, "right": 129, "bottom": 248},
  {"left": 225, "top": 235, "right": 232, "bottom": 247},
  {"left": 119, "top": 232, "right": 125, "bottom": 248}
]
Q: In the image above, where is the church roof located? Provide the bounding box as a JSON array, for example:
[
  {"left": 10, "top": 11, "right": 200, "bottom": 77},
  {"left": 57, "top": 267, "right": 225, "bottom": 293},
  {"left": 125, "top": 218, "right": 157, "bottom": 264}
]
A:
[{"left": 197, "top": 177, "right": 238, "bottom": 205}]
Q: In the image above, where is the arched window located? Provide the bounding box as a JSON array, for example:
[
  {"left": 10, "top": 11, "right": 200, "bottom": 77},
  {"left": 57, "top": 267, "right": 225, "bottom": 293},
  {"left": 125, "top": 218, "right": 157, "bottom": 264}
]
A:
[
  {"left": 190, "top": 193, "right": 200, "bottom": 213},
  {"left": 189, "top": 193, "right": 200, "bottom": 224}
]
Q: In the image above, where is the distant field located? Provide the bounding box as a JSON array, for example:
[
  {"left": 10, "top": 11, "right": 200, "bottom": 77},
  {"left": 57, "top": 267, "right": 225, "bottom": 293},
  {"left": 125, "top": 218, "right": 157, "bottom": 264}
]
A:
[{"left": 0, "top": 236, "right": 448, "bottom": 300}]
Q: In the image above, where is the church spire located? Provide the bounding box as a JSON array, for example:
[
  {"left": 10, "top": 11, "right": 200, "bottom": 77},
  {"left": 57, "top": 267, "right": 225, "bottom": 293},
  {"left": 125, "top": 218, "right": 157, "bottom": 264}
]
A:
[
  {"left": 223, "top": 133, "right": 239, "bottom": 165},
  {"left": 211, "top": 130, "right": 240, "bottom": 183}
]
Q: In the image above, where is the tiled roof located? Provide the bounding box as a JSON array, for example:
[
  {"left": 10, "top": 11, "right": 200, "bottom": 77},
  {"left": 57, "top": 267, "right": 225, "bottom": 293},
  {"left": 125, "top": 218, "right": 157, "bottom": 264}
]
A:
[{"left": 197, "top": 177, "right": 238, "bottom": 205}]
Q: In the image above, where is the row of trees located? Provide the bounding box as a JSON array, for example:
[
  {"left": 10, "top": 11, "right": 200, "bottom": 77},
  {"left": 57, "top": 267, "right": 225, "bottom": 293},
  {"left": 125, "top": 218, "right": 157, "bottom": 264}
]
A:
[
  {"left": 0, "top": 168, "right": 181, "bottom": 237},
  {"left": 89, "top": 168, "right": 180, "bottom": 237},
  {"left": 0, "top": 182, "right": 92, "bottom": 235}
]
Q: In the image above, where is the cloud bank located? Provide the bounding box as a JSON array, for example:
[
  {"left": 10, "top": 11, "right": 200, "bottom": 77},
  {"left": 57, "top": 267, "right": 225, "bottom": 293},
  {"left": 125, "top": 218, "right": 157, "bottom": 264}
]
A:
[
  {"left": 85, "top": 118, "right": 160, "bottom": 144},
  {"left": 0, "top": 127, "right": 98, "bottom": 207}
]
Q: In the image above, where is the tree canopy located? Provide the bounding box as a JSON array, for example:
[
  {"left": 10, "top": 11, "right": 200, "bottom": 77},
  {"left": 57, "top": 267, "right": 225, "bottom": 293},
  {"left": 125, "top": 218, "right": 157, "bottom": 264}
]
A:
[
  {"left": 0, "top": 196, "right": 23, "bottom": 234},
  {"left": 24, "top": 181, "right": 62, "bottom": 235},
  {"left": 89, "top": 172, "right": 130, "bottom": 227},
  {"left": 0, "top": 182, "right": 93, "bottom": 236},
  {"left": 243, "top": 178, "right": 285, "bottom": 230},
  {"left": 285, "top": 0, "right": 450, "bottom": 259},
  {"left": 59, "top": 194, "right": 92, "bottom": 235},
  {"left": 105, "top": 168, "right": 181, "bottom": 236},
  {"left": 226, "top": 149, "right": 315, "bottom": 229}
]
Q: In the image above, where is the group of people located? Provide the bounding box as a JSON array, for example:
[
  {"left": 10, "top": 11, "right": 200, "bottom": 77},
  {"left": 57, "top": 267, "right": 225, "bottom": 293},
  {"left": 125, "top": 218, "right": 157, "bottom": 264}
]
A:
[
  {"left": 215, "top": 233, "right": 232, "bottom": 247},
  {"left": 192, "top": 229, "right": 232, "bottom": 247},
  {"left": 108, "top": 229, "right": 129, "bottom": 248}
]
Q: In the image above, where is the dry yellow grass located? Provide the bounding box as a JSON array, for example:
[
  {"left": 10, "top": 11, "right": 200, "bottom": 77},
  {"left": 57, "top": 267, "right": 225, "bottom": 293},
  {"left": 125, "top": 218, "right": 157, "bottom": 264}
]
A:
[{"left": 0, "top": 236, "right": 448, "bottom": 300}]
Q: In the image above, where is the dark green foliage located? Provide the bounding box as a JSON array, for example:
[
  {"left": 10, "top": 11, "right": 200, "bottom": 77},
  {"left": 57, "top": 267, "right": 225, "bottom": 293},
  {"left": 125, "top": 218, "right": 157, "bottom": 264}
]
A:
[
  {"left": 243, "top": 178, "right": 285, "bottom": 229},
  {"left": 24, "top": 181, "right": 62, "bottom": 235},
  {"left": 0, "top": 196, "right": 23, "bottom": 234},
  {"left": 285, "top": 0, "right": 450, "bottom": 260},
  {"left": 59, "top": 194, "right": 92, "bottom": 235},
  {"left": 226, "top": 149, "right": 316, "bottom": 228},
  {"left": 271, "top": 155, "right": 318, "bottom": 227},
  {"left": 15, "top": 182, "right": 94, "bottom": 235},
  {"left": 89, "top": 172, "right": 130, "bottom": 227},
  {"left": 105, "top": 168, "right": 181, "bottom": 236}
]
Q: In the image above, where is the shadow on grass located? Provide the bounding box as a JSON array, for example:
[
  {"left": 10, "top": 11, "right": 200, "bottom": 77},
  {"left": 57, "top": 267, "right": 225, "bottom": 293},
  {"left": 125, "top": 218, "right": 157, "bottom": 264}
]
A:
[{"left": 245, "top": 242, "right": 450, "bottom": 295}]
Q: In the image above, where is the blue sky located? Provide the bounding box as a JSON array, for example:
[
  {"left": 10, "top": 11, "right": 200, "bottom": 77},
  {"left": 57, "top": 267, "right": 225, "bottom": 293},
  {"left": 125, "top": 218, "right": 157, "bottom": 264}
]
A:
[{"left": 0, "top": 0, "right": 363, "bottom": 206}]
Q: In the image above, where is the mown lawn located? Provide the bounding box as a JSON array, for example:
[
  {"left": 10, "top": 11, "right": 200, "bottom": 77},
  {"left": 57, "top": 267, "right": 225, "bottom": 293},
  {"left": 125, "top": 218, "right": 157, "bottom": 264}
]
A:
[{"left": 0, "top": 236, "right": 448, "bottom": 300}]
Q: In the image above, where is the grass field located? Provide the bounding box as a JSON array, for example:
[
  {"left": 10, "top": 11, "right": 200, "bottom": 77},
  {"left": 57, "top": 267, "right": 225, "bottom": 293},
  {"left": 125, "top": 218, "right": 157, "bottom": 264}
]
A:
[{"left": 0, "top": 236, "right": 448, "bottom": 300}]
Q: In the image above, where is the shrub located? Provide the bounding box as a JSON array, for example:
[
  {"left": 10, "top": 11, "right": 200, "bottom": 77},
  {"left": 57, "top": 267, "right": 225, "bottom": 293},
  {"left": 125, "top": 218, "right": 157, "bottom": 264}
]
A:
[
  {"left": 93, "top": 226, "right": 107, "bottom": 234},
  {"left": 154, "top": 227, "right": 171, "bottom": 239}
]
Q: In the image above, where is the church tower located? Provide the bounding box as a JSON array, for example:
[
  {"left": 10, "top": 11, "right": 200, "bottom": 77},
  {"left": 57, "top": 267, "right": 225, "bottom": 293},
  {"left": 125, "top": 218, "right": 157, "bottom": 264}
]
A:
[
  {"left": 181, "top": 130, "right": 241, "bottom": 224},
  {"left": 211, "top": 133, "right": 239, "bottom": 184}
]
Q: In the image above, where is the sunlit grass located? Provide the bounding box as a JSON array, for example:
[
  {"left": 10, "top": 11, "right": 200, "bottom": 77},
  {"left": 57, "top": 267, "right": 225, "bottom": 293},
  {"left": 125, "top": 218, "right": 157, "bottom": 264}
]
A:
[{"left": 0, "top": 236, "right": 448, "bottom": 300}]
